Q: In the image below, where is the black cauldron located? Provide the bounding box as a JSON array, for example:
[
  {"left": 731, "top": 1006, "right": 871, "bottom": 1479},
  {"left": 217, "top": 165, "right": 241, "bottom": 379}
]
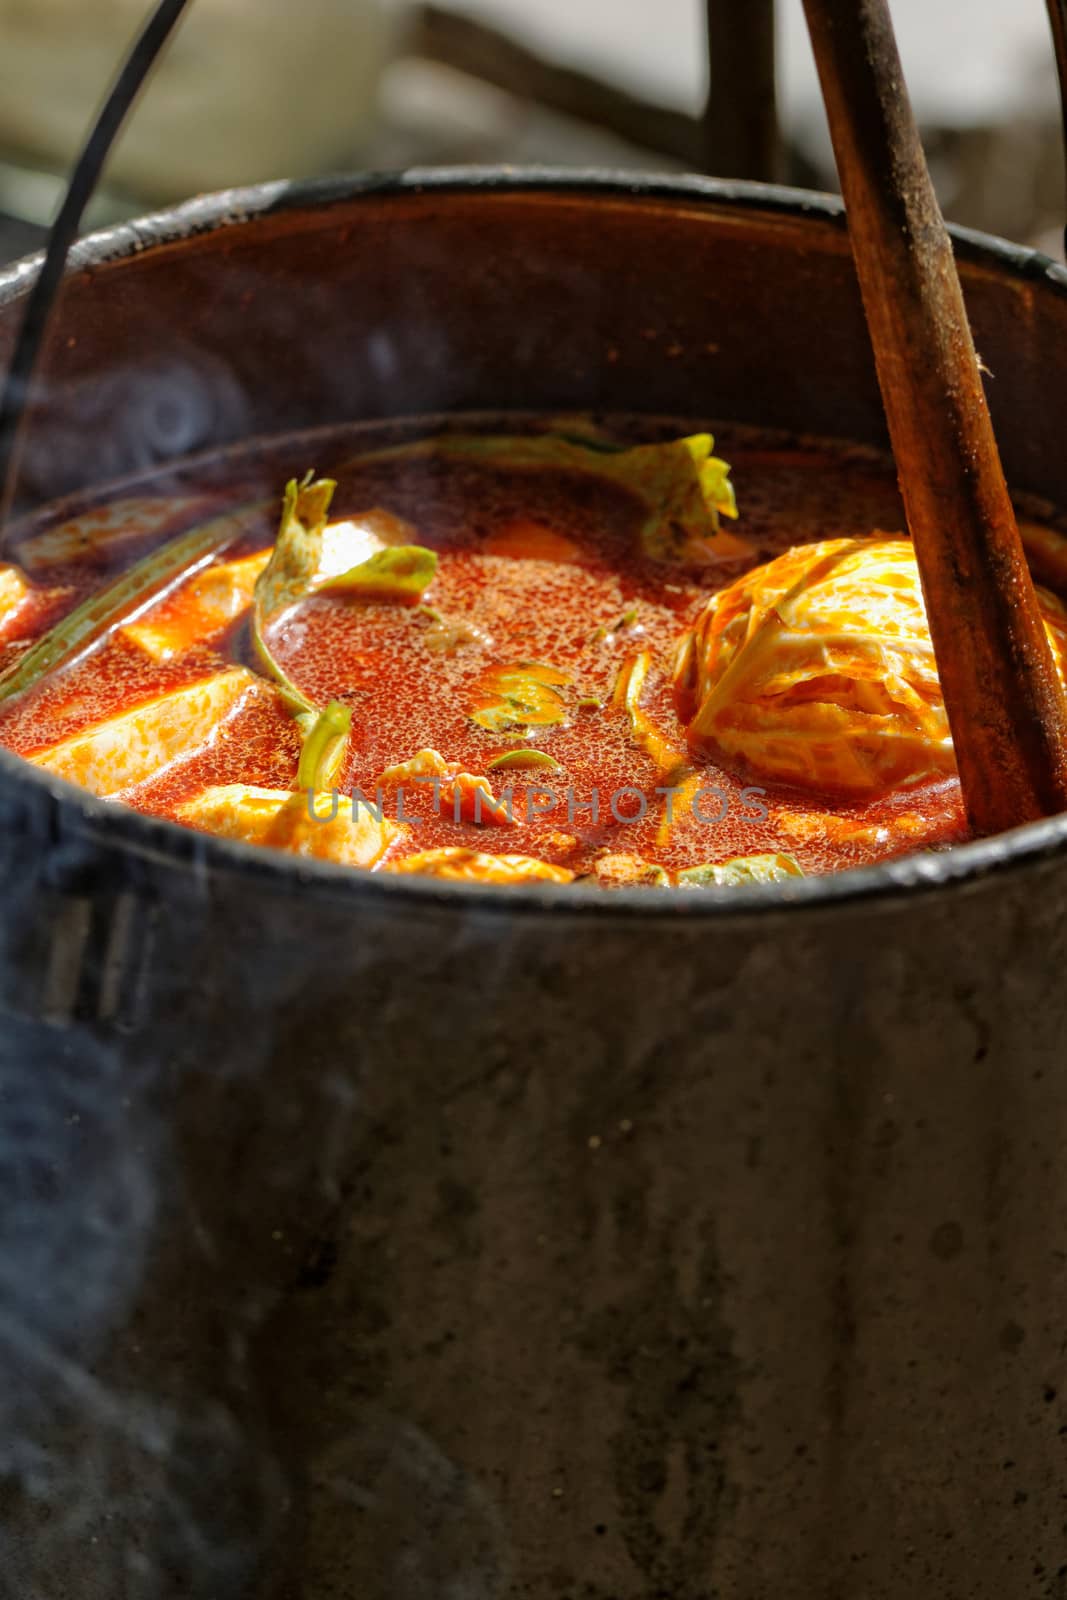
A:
[{"left": 2, "top": 171, "right": 1067, "bottom": 1599}]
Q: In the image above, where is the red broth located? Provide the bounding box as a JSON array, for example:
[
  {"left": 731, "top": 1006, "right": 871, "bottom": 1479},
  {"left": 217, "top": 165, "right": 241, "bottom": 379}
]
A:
[{"left": 4, "top": 416, "right": 1043, "bottom": 883}]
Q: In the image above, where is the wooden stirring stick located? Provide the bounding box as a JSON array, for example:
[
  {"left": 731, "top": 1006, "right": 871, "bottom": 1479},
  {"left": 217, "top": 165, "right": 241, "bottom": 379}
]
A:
[{"left": 802, "top": 0, "right": 1067, "bottom": 834}]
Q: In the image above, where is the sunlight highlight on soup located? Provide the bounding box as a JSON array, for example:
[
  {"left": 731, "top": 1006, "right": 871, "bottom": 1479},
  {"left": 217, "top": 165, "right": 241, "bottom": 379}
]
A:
[{"left": 4, "top": 418, "right": 1067, "bottom": 888}]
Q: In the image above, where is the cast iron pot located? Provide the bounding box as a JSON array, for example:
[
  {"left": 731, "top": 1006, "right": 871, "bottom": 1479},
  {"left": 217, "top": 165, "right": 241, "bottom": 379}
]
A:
[{"left": 2, "top": 171, "right": 1067, "bottom": 1600}]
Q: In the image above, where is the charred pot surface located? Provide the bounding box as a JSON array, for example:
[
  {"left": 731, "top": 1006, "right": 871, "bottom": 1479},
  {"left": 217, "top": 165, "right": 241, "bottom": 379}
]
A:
[
  {"left": 3, "top": 797, "right": 1067, "bottom": 1599},
  {"left": 1, "top": 174, "right": 1067, "bottom": 1599}
]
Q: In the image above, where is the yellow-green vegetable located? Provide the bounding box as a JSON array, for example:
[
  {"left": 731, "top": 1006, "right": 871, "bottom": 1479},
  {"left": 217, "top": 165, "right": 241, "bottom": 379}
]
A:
[
  {"left": 255, "top": 474, "right": 334, "bottom": 615},
  {"left": 318, "top": 544, "right": 438, "bottom": 603},
  {"left": 356, "top": 430, "right": 737, "bottom": 565},
  {"left": 470, "top": 662, "right": 572, "bottom": 735},
  {"left": 252, "top": 473, "right": 335, "bottom": 722},
  {"left": 676, "top": 853, "right": 804, "bottom": 888},
  {"left": 486, "top": 749, "right": 562, "bottom": 772},
  {"left": 592, "top": 605, "right": 640, "bottom": 643},
  {"left": 610, "top": 651, "right": 687, "bottom": 776},
  {"left": 594, "top": 853, "right": 671, "bottom": 887},
  {"left": 611, "top": 649, "right": 651, "bottom": 727},
  {"left": 252, "top": 475, "right": 358, "bottom": 790},
  {"left": 0, "top": 504, "right": 262, "bottom": 704},
  {"left": 252, "top": 477, "right": 436, "bottom": 791},
  {"left": 296, "top": 699, "right": 353, "bottom": 790}
]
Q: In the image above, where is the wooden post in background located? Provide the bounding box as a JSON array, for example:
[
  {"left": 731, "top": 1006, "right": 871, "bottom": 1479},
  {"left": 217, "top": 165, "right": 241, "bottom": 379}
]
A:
[
  {"left": 703, "top": 1, "right": 780, "bottom": 181},
  {"left": 1046, "top": 0, "right": 1067, "bottom": 254}
]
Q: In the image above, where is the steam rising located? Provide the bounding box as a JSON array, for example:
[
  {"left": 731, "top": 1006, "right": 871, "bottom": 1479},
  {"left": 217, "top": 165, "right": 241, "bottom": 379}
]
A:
[
  {"left": 0, "top": 793, "right": 510, "bottom": 1597},
  {"left": 18, "top": 343, "right": 250, "bottom": 503},
  {"left": 0, "top": 813, "right": 285, "bottom": 1597}
]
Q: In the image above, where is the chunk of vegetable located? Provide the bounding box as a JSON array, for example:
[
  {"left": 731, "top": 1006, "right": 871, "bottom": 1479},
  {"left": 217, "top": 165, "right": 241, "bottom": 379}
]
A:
[
  {"left": 257, "top": 485, "right": 433, "bottom": 618},
  {"left": 593, "top": 853, "right": 671, "bottom": 887},
  {"left": 470, "top": 661, "right": 573, "bottom": 735},
  {"left": 252, "top": 475, "right": 334, "bottom": 723},
  {"left": 296, "top": 700, "right": 353, "bottom": 791},
  {"left": 375, "top": 748, "right": 514, "bottom": 826},
  {"left": 0, "top": 506, "right": 261, "bottom": 706},
  {"left": 654, "top": 769, "right": 703, "bottom": 849},
  {"left": 29, "top": 667, "right": 269, "bottom": 797},
  {"left": 175, "top": 784, "right": 400, "bottom": 867},
  {"left": 14, "top": 495, "right": 216, "bottom": 571},
  {"left": 673, "top": 536, "right": 1067, "bottom": 796},
  {"left": 251, "top": 472, "right": 349, "bottom": 815},
  {"left": 318, "top": 508, "right": 420, "bottom": 580},
  {"left": 610, "top": 651, "right": 687, "bottom": 775},
  {"left": 122, "top": 549, "right": 269, "bottom": 661},
  {"left": 487, "top": 749, "right": 562, "bottom": 772},
  {"left": 612, "top": 650, "right": 651, "bottom": 725},
  {"left": 384, "top": 847, "right": 574, "bottom": 884},
  {"left": 255, "top": 474, "right": 335, "bottom": 621},
  {"left": 676, "top": 853, "right": 804, "bottom": 888},
  {"left": 420, "top": 609, "right": 493, "bottom": 654},
  {"left": 377, "top": 748, "right": 450, "bottom": 783},
  {"left": 0, "top": 563, "right": 31, "bottom": 631},
  {"left": 252, "top": 481, "right": 433, "bottom": 791},
  {"left": 317, "top": 544, "right": 437, "bottom": 604},
  {"left": 356, "top": 431, "right": 739, "bottom": 566},
  {"left": 775, "top": 805, "right": 961, "bottom": 853}
]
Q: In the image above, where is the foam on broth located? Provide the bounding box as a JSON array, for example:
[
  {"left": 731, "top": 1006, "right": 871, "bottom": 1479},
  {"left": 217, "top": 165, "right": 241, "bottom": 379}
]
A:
[{"left": 6, "top": 414, "right": 1054, "bottom": 882}]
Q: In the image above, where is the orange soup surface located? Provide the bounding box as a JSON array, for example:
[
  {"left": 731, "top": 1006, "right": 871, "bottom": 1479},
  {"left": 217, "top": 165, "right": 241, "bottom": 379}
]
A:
[{"left": 6, "top": 418, "right": 1052, "bottom": 887}]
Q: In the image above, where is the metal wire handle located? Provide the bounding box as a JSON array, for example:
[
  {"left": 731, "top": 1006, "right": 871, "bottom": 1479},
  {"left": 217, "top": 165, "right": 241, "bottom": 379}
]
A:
[{"left": 0, "top": 0, "right": 194, "bottom": 544}]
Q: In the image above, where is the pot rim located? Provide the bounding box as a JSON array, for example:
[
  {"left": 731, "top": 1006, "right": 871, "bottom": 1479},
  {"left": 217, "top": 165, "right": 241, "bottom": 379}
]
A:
[{"left": 3, "top": 164, "right": 1067, "bottom": 922}]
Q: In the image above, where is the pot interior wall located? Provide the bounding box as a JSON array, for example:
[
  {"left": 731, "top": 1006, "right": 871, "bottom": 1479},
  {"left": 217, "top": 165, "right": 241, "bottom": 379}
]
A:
[{"left": 0, "top": 178, "right": 1064, "bottom": 510}]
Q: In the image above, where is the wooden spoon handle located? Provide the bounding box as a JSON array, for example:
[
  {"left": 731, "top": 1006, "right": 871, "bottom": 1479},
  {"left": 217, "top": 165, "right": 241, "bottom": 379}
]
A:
[{"left": 802, "top": 0, "right": 1067, "bottom": 833}]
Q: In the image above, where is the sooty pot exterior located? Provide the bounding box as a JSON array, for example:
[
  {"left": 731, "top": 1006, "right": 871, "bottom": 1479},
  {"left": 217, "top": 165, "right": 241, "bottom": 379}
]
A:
[{"left": 1, "top": 174, "right": 1067, "bottom": 1600}]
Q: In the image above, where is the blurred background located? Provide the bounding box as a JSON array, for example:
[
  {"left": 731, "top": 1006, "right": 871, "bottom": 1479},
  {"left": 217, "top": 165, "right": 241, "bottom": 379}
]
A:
[{"left": 0, "top": 0, "right": 1064, "bottom": 265}]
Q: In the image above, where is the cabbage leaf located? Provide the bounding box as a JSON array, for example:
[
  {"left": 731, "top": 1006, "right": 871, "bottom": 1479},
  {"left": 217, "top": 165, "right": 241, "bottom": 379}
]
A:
[
  {"left": 357, "top": 430, "right": 738, "bottom": 565},
  {"left": 0, "top": 504, "right": 260, "bottom": 704},
  {"left": 676, "top": 853, "right": 804, "bottom": 888},
  {"left": 317, "top": 544, "right": 438, "bottom": 604}
]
